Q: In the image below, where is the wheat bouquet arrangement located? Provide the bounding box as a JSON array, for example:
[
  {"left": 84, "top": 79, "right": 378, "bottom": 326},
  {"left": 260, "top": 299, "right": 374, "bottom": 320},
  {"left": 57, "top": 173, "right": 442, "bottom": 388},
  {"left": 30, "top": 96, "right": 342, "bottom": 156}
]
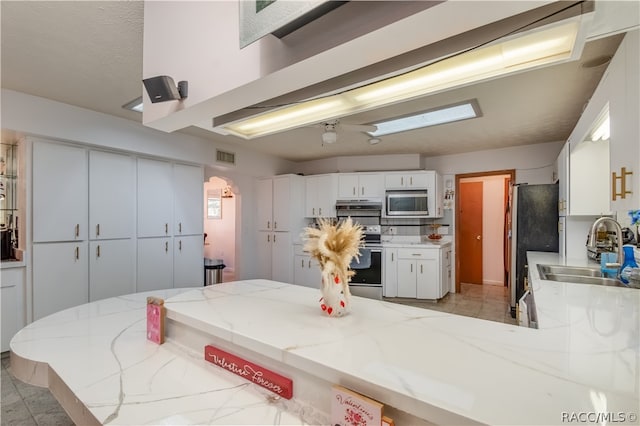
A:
[{"left": 303, "top": 218, "right": 363, "bottom": 317}]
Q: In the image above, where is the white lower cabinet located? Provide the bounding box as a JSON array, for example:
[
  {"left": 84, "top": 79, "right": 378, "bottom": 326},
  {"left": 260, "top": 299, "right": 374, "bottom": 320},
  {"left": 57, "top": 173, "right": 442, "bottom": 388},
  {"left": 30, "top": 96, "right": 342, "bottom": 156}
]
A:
[
  {"left": 89, "top": 239, "right": 135, "bottom": 302},
  {"left": 33, "top": 242, "right": 89, "bottom": 320},
  {"left": 258, "top": 232, "right": 294, "bottom": 283},
  {"left": 174, "top": 235, "right": 204, "bottom": 288},
  {"left": 1, "top": 267, "right": 25, "bottom": 352},
  {"left": 393, "top": 246, "right": 449, "bottom": 299},
  {"left": 383, "top": 248, "right": 398, "bottom": 297},
  {"left": 137, "top": 238, "right": 173, "bottom": 292},
  {"left": 293, "top": 244, "right": 321, "bottom": 288}
]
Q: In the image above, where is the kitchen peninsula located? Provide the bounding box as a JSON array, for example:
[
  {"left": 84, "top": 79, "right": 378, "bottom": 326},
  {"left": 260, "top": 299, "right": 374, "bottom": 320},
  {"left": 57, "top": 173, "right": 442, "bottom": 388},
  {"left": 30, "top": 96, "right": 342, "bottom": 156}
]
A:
[{"left": 9, "top": 257, "right": 640, "bottom": 425}]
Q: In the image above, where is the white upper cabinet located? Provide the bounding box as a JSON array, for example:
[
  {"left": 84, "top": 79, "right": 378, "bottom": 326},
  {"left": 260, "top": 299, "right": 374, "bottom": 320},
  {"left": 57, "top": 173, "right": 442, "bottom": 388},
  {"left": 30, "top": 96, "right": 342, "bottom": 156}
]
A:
[
  {"left": 305, "top": 174, "right": 338, "bottom": 218},
  {"left": 384, "top": 171, "right": 430, "bottom": 190},
  {"left": 137, "top": 158, "right": 173, "bottom": 237},
  {"left": 32, "top": 140, "right": 88, "bottom": 242},
  {"left": 257, "top": 178, "right": 273, "bottom": 231},
  {"left": 272, "top": 176, "right": 293, "bottom": 231},
  {"left": 173, "top": 163, "right": 204, "bottom": 236},
  {"left": 257, "top": 175, "right": 305, "bottom": 232},
  {"left": 89, "top": 150, "right": 135, "bottom": 240},
  {"left": 556, "top": 143, "right": 569, "bottom": 216},
  {"left": 337, "top": 173, "right": 384, "bottom": 200}
]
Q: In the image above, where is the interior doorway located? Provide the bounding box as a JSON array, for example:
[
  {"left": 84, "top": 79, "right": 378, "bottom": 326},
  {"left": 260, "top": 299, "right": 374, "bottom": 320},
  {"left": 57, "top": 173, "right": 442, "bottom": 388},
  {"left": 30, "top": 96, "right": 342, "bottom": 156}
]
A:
[
  {"left": 455, "top": 170, "right": 515, "bottom": 292},
  {"left": 204, "top": 176, "right": 237, "bottom": 282}
]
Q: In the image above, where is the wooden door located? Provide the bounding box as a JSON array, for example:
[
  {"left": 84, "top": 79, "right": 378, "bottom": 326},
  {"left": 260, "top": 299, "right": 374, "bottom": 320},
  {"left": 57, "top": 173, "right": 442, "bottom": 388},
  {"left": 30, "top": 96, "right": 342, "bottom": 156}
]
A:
[{"left": 459, "top": 181, "right": 483, "bottom": 284}]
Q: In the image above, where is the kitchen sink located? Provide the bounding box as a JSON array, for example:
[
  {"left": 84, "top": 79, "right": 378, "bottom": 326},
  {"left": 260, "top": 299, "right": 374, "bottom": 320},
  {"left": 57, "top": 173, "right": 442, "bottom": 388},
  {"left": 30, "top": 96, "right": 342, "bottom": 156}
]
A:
[{"left": 537, "top": 264, "right": 627, "bottom": 288}]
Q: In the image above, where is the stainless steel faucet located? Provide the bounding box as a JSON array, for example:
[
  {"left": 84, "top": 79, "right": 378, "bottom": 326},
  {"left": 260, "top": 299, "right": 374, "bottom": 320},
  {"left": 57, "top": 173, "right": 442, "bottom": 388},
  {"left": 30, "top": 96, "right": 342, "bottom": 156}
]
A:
[{"left": 587, "top": 217, "right": 624, "bottom": 267}]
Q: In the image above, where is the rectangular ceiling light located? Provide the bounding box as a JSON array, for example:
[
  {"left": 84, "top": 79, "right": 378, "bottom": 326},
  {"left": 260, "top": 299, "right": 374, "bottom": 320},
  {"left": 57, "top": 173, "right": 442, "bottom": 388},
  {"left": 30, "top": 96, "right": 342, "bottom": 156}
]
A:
[
  {"left": 222, "top": 18, "right": 584, "bottom": 139},
  {"left": 368, "top": 101, "right": 480, "bottom": 136}
]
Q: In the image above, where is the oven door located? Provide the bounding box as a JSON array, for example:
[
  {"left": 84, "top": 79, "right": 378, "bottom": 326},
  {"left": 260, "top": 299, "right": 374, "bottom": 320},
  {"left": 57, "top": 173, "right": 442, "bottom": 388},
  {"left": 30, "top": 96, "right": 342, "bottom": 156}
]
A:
[{"left": 349, "top": 247, "right": 382, "bottom": 300}]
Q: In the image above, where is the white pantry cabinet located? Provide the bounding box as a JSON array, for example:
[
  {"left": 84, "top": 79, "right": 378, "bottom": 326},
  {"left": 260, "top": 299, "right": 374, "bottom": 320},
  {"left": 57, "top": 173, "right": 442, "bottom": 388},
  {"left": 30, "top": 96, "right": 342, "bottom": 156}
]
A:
[
  {"left": 33, "top": 242, "right": 88, "bottom": 320},
  {"left": 305, "top": 174, "right": 338, "bottom": 218},
  {"left": 89, "top": 239, "right": 135, "bottom": 301},
  {"left": 137, "top": 158, "right": 173, "bottom": 238},
  {"left": 89, "top": 150, "right": 135, "bottom": 240},
  {"left": 258, "top": 231, "right": 294, "bottom": 283},
  {"left": 32, "top": 140, "right": 88, "bottom": 242},
  {"left": 137, "top": 237, "right": 173, "bottom": 292},
  {"left": 337, "top": 173, "right": 384, "bottom": 200},
  {"left": 174, "top": 234, "right": 204, "bottom": 287},
  {"left": 384, "top": 171, "right": 430, "bottom": 190},
  {"left": 257, "top": 175, "right": 305, "bottom": 231},
  {"left": 173, "top": 163, "right": 204, "bottom": 236}
]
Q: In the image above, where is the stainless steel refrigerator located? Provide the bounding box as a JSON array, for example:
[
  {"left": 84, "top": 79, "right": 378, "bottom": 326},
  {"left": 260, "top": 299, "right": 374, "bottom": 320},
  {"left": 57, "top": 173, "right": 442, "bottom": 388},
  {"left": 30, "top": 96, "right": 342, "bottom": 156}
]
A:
[{"left": 509, "top": 184, "right": 559, "bottom": 317}]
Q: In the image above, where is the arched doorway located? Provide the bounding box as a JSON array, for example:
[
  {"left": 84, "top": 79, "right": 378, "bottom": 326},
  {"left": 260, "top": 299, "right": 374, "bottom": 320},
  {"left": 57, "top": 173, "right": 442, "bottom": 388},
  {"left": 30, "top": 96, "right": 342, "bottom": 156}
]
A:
[{"left": 204, "top": 176, "right": 237, "bottom": 282}]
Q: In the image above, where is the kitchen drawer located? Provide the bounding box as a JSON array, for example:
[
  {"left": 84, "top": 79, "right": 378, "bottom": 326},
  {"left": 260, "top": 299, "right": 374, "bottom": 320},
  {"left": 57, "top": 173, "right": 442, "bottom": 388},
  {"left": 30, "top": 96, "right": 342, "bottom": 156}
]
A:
[
  {"left": 294, "top": 243, "right": 309, "bottom": 256},
  {"left": 397, "top": 248, "right": 438, "bottom": 260}
]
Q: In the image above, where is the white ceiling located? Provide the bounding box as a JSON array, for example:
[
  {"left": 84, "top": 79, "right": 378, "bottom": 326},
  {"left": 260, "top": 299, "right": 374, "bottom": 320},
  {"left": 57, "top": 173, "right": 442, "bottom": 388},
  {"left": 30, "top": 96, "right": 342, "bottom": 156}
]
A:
[{"left": 1, "top": 1, "right": 634, "bottom": 161}]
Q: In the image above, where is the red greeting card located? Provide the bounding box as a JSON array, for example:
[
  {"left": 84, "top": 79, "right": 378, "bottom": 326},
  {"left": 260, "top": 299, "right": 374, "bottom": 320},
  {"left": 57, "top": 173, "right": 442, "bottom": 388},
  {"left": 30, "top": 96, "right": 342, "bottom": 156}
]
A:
[
  {"left": 146, "top": 297, "right": 165, "bottom": 344},
  {"left": 331, "top": 385, "right": 383, "bottom": 426}
]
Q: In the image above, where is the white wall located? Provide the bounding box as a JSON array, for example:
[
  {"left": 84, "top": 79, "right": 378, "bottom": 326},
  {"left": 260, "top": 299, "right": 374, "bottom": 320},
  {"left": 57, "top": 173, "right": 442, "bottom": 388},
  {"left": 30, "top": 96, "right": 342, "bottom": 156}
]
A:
[
  {"left": 293, "top": 154, "right": 422, "bottom": 175},
  {"left": 2, "top": 89, "right": 295, "bottom": 282},
  {"left": 423, "top": 141, "right": 563, "bottom": 184}
]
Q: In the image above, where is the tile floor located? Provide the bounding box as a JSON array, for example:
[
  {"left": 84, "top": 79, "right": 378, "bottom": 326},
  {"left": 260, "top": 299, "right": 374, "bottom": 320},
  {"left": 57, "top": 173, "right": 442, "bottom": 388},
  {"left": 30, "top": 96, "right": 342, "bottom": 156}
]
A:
[{"left": 0, "top": 283, "right": 514, "bottom": 425}]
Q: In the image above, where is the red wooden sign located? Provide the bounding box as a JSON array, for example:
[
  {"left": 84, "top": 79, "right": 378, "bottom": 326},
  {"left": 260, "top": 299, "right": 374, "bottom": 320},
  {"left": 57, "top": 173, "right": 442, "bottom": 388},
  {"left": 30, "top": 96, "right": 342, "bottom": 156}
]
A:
[
  {"left": 146, "top": 297, "right": 165, "bottom": 345},
  {"left": 204, "top": 345, "right": 293, "bottom": 399}
]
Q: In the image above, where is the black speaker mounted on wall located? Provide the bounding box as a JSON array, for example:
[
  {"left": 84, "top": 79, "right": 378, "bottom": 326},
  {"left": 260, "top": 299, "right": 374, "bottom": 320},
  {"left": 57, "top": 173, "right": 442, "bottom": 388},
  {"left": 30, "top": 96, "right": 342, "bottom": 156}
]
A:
[{"left": 142, "top": 76, "right": 188, "bottom": 103}]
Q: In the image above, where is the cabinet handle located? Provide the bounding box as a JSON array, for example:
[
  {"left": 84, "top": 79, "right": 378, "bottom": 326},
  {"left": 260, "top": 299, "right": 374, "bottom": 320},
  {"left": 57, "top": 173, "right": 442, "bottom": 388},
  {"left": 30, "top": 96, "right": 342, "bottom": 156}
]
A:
[
  {"left": 312, "top": 207, "right": 316, "bottom": 216},
  {"left": 301, "top": 259, "right": 304, "bottom": 268},
  {"left": 179, "top": 240, "right": 182, "bottom": 251},
  {"left": 612, "top": 167, "right": 633, "bottom": 200},
  {"left": 274, "top": 221, "right": 277, "bottom": 230},
  {"left": 361, "top": 186, "right": 364, "bottom": 195},
  {"left": 267, "top": 220, "right": 271, "bottom": 229},
  {"left": 273, "top": 234, "right": 276, "bottom": 243},
  {"left": 319, "top": 207, "right": 322, "bottom": 216},
  {"left": 75, "top": 224, "right": 80, "bottom": 238},
  {"left": 96, "top": 245, "right": 101, "bottom": 258},
  {"left": 179, "top": 222, "right": 182, "bottom": 233},
  {"left": 75, "top": 246, "right": 79, "bottom": 260},
  {"left": 268, "top": 234, "right": 270, "bottom": 243},
  {"left": 420, "top": 264, "right": 423, "bottom": 274},
  {"left": 165, "top": 241, "right": 168, "bottom": 252},
  {"left": 165, "top": 223, "right": 168, "bottom": 234},
  {"left": 353, "top": 187, "right": 356, "bottom": 196},
  {"left": 308, "top": 260, "right": 311, "bottom": 268},
  {"left": 96, "top": 224, "right": 100, "bottom": 237},
  {"left": 410, "top": 264, "right": 413, "bottom": 273},
  {"left": 401, "top": 177, "right": 404, "bottom": 186},
  {"left": 412, "top": 253, "right": 421, "bottom": 256},
  {"left": 391, "top": 252, "right": 394, "bottom": 262}
]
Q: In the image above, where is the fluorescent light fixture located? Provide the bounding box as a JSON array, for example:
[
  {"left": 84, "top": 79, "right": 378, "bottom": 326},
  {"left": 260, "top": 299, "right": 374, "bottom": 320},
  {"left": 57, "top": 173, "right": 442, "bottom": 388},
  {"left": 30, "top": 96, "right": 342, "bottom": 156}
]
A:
[
  {"left": 368, "top": 101, "right": 480, "bottom": 136},
  {"left": 222, "top": 19, "right": 584, "bottom": 139},
  {"left": 122, "top": 96, "right": 143, "bottom": 113},
  {"left": 591, "top": 114, "right": 610, "bottom": 142}
]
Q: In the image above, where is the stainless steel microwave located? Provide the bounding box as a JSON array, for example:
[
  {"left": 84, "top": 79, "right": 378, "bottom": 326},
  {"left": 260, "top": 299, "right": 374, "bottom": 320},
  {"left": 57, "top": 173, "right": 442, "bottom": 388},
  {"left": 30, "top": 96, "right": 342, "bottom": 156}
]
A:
[{"left": 385, "top": 190, "right": 429, "bottom": 216}]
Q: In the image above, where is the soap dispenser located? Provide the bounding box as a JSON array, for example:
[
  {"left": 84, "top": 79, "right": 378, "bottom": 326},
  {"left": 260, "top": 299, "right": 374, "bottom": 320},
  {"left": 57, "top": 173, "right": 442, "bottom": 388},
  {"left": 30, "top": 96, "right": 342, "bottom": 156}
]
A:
[{"left": 619, "top": 245, "right": 639, "bottom": 284}]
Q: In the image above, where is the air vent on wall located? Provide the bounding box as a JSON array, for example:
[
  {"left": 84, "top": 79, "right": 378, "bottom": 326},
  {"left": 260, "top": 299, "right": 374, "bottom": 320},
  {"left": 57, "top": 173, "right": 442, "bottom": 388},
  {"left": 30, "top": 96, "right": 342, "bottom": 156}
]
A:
[{"left": 216, "top": 149, "right": 236, "bottom": 165}]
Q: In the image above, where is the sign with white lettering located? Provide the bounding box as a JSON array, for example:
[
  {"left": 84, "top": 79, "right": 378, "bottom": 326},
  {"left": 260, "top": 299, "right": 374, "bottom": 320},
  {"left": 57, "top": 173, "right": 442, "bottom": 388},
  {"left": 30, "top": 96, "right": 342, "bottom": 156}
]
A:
[
  {"left": 146, "top": 297, "right": 165, "bottom": 345},
  {"left": 204, "top": 345, "right": 293, "bottom": 399},
  {"left": 331, "top": 385, "right": 383, "bottom": 426}
]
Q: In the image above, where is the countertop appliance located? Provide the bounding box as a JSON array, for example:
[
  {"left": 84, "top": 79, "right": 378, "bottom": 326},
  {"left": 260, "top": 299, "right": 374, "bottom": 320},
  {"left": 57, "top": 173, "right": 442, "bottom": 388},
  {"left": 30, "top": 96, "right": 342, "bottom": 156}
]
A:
[
  {"left": 385, "top": 190, "right": 429, "bottom": 217},
  {"left": 336, "top": 200, "right": 383, "bottom": 300},
  {"left": 509, "top": 184, "right": 559, "bottom": 317}
]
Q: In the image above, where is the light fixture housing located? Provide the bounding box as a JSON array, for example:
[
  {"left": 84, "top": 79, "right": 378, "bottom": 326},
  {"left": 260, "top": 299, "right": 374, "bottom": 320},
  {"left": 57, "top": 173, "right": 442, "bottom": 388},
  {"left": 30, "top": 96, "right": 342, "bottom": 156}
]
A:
[
  {"left": 368, "top": 100, "right": 481, "bottom": 137},
  {"left": 322, "top": 130, "right": 338, "bottom": 144},
  {"left": 122, "top": 96, "right": 144, "bottom": 113},
  {"left": 220, "top": 17, "right": 588, "bottom": 139}
]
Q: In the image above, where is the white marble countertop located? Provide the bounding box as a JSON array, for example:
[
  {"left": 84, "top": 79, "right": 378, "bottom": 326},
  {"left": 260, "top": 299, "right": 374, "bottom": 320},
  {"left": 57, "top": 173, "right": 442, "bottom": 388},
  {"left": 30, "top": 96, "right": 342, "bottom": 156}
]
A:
[{"left": 10, "top": 254, "right": 640, "bottom": 425}]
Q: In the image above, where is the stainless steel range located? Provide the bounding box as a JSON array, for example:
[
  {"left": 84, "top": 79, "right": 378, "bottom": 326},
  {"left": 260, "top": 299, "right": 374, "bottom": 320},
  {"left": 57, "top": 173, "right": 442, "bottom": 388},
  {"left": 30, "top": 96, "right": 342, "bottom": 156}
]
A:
[{"left": 336, "top": 200, "right": 383, "bottom": 300}]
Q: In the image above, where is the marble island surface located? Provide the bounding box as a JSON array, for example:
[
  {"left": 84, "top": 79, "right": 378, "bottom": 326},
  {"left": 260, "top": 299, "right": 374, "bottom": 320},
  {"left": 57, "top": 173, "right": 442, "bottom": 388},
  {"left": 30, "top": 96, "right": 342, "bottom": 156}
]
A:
[{"left": 9, "top": 252, "right": 640, "bottom": 425}]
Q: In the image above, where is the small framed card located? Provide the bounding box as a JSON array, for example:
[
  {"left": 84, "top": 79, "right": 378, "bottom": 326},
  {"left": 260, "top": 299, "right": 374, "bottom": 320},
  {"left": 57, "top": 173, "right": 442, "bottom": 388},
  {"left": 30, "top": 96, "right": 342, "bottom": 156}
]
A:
[
  {"left": 331, "top": 385, "right": 383, "bottom": 426},
  {"left": 146, "top": 297, "right": 165, "bottom": 344}
]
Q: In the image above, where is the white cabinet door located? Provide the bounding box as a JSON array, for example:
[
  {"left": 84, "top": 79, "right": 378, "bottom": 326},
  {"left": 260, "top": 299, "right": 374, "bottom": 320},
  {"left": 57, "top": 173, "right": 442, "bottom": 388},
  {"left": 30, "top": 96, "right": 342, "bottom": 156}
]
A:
[
  {"left": 338, "top": 174, "right": 360, "bottom": 199},
  {"left": 305, "top": 176, "right": 319, "bottom": 217},
  {"left": 33, "top": 141, "right": 88, "bottom": 242},
  {"left": 272, "top": 176, "right": 291, "bottom": 231},
  {"left": 416, "top": 258, "right": 439, "bottom": 299},
  {"left": 397, "top": 259, "right": 417, "bottom": 298},
  {"left": 358, "top": 173, "right": 384, "bottom": 199},
  {"left": 174, "top": 234, "right": 204, "bottom": 288},
  {"left": 257, "top": 178, "right": 273, "bottom": 231},
  {"left": 272, "top": 231, "right": 292, "bottom": 283},
  {"left": 558, "top": 217, "right": 566, "bottom": 259},
  {"left": 385, "top": 172, "right": 429, "bottom": 190},
  {"left": 89, "top": 239, "right": 135, "bottom": 301},
  {"left": 1, "top": 267, "right": 25, "bottom": 352},
  {"left": 306, "top": 174, "right": 338, "bottom": 217},
  {"left": 33, "top": 242, "right": 88, "bottom": 320},
  {"left": 137, "top": 237, "right": 173, "bottom": 292},
  {"left": 256, "top": 232, "right": 272, "bottom": 279},
  {"left": 383, "top": 248, "right": 398, "bottom": 297},
  {"left": 569, "top": 140, "right": 610, "bottom": 215},
  {"left": 89, "top": 150, "right": 135, "bottom": 240},
  {"left": 294, "top": 254, "right": 308, "bottom": 286},
  {"left": 384, "top": 173, "right": 405, "bottom": 190},
  {"left": 137, "top": 158, "right": 173, "bottom": 237},
  {"left": 406, "top": 172, "right": 429, "bottom": 189},
  {"left": 173, "top": 163, "right": 203, "bottom": 236}
]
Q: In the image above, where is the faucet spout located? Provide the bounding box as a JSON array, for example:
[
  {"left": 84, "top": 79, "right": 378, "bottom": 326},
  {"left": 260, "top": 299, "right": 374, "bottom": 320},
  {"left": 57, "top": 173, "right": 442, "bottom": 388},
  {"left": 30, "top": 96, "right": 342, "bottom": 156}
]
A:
[{"left": 588, "top": 217, "right": 624, "bottom": 268}]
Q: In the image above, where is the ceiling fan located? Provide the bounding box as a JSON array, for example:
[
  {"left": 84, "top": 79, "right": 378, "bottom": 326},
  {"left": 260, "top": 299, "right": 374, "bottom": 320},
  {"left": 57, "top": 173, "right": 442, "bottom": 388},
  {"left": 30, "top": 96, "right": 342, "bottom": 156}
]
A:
[{"left": 312, "top": 119, "right": 377, "bottom": 144}]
